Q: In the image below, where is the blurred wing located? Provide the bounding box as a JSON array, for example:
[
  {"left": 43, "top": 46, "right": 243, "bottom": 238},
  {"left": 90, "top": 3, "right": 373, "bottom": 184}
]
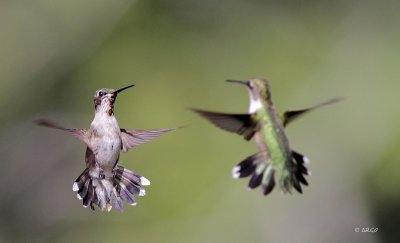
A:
[
  {"left": 192, "top": 109, "right": 259, "bottom": 140},
  {"left": 35, "top": 119, "right": 90, "bottom": 146},
  {"left": 120, "top": 128, "right": 176, "bottom": 152},
  {"left": 282, "top": 97, "right": 342, "bottom": 127}
]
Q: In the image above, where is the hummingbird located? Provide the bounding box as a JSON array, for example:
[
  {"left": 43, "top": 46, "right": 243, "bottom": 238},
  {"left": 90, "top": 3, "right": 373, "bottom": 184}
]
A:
[
  {"left": 36, "top": 84, "right": 176, "bottom": 212},
  {"left": 192, "top": 78, "right": 341, "bottom": 195}
]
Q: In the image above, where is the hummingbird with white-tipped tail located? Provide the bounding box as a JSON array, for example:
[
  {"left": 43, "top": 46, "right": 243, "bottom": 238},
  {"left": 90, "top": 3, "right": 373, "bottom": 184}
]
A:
[
  {"left": 36, "top": 84, "right": 176, "bottom": 212},
  {"left": 192, "top": 78, "right": 341, "bottom": 196}
]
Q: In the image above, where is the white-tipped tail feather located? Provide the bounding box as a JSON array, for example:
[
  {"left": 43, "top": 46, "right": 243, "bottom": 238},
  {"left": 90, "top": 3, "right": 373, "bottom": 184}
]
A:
[
  {"left": 232, "top": 150, "right": 310, "bottom": 195},
  {"left": 139, "top": 189, "right": 146, "bottom": 196},
  {"left": 72, "top": 182, "right": 79, "bottom": 192},
  {"left": 140, "top": 176, "right": 151, "bottom": 186},
  {"left": 232, "top": 166, "right": 241, "bottom": 179},
  {"left": 72, "top": 165, "right": 150, "bottom": 212},
  {"left": 106, "top": 204, "right": 112, "bottom": 212}
]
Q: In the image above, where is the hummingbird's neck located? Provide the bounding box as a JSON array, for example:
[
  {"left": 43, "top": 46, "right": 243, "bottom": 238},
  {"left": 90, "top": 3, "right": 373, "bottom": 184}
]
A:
[
  {"left": 95, "top": 102, "right": 114, "bottom": 116},
  {"left": 248, "top": 91, "right": 273, "bottom": 113},
  {"left": 249, "top": 96, "right": 263, "bottom": 113}
]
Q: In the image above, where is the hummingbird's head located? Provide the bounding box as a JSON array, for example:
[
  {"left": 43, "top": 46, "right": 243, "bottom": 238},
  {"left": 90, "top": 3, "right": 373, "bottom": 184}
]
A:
[
  {"left": 226, "top": 78, "right": 272, "bottom": 104},
  {"left": 94, "top": 84, "right": 134, "bottom": 115},
  {"left": 248, "top": 78, "right": 272, "bottom": 100}
]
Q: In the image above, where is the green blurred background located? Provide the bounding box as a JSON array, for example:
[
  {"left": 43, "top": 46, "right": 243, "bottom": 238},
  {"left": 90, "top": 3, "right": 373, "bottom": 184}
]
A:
[{"left": 1, "top": 0, "right": 399, "bottom": 242}]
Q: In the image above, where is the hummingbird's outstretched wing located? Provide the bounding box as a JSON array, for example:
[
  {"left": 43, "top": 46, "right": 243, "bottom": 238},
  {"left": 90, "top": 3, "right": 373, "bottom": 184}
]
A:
[
  {"left": 120, "top": 128, "right": 176, "bottom": 152},
  {"left": 282, "top": 97, "right": 342, "bottom": 127},
  {"left": 191, "top": 109, "right": 259, "bottom": 140},
  {"left": 35, "top": 119, "right": 90, "bottom": 147}
]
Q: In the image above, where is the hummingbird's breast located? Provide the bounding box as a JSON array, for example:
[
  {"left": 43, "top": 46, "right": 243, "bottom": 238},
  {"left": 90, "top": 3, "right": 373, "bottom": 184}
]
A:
[
  {"left": 89, "top": 113, "right": 122, "bottom": 171},
  {"left": 257, "top": 104, "right": 291, "bottom": 165}
]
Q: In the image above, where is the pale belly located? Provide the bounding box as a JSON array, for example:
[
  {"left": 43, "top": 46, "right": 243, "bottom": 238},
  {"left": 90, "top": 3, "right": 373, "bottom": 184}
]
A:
[
  {"left": 90, "top": 114, "right": 122, "bottom": 171},
  {"left": 94, "top": 136, "right": 121, "bottom": 170}
]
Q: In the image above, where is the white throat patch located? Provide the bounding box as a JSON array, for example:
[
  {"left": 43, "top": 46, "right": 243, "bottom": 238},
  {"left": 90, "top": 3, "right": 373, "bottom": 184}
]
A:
[{"left": 249, "top": 98, "right": 262, "bottom": 113}]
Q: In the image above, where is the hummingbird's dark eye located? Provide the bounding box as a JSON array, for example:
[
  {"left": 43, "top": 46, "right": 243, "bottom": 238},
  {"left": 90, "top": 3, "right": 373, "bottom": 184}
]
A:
[{"left": 99, "top": 91, "right": 104, "bottom": 97}]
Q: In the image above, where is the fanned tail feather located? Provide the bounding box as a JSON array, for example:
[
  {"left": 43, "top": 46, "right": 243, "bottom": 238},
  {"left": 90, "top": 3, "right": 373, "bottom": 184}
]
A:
[
  {"left": 72, "top": 165, "right": 150, "bottom": 212},
  {"left": 232, "top": 150, "right": 310, "bottom": 195},
  {"left": 232, "top": 152, "right": 276, "bottom": 196},
  {"left": 290, "top": 150, "right": 310, "bottom": 194}
]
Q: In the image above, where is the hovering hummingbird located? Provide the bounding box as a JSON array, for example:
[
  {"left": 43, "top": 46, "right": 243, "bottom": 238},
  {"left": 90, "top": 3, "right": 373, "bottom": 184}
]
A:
[
  {"left": 192, "top": 78, "right": 341, "bottom": 195},
  {"left": 36, "top": 84, "right": 176, "bottom": 212}
]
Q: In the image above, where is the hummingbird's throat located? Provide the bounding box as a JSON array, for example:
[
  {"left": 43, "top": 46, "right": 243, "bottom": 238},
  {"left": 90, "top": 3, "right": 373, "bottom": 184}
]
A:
[
  {"left": 95, "top": 98, "right": 115, "bottom": 116},
  {"left": 249, "top": 97, "right": 263, "bottom": 113},
  {"left": 107, "top": 103, "right": 114, "bottom": 116}
]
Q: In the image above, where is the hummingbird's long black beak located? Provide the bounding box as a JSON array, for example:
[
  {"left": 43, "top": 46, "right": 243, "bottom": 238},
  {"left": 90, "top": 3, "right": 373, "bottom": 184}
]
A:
[
  {"left": 226, "top": 80, "right": 248, "bottom": 86},
  {"left": 114, "top": 84, "right": 135, "bottom": 94}
]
